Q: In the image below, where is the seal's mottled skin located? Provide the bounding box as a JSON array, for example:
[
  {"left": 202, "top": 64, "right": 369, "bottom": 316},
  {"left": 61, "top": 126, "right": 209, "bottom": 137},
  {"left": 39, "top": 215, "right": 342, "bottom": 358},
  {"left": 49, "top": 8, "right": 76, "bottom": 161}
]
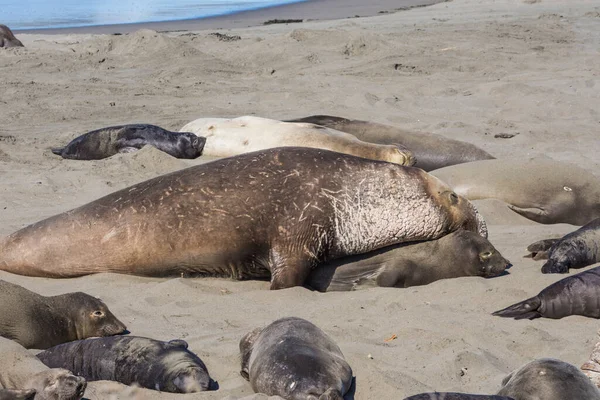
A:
[
  {"left": 0, "top": 147, "right": 486, "bottom": 290},
  {"left": 36, "top": 336, "right": 211, "bottom": 393},
  {"left": 431, "top": 158, "right": 600, "bottom": 225},
  {"left": 306, "top": 230, "right": 510, "bottom": 291},
  {"left": 493, "top": 265, "right": 600, "bottom": 320},
  {"left": 286, "top": 115, "right": 494, "bottom": 171},
  {"left": 0, "top": 25, "right": 23, "bottom": 48},
  {"left": 51, "top": 124, "right": 206, "bottom": 160},
  {"left": 497, "top": 359, "right": 600, "bottom": 400},
  {"left": 0, "top": 280, "right": 126, "bottom": 349},
  {"left": 240, "top": 317, "right": 352, "bottom": 400},
  {"left": 180, "top": 116, "right": 415, "bottom": 166},
  {"left": 404, "top": 393, "right": 514, "bottom": 400}
]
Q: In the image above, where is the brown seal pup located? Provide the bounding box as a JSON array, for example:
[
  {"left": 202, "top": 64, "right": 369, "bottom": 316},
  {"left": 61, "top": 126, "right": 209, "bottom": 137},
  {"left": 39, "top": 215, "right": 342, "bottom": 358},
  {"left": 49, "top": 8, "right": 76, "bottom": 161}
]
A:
[
  {"left": 36, "top": 336, "right": 212, "bottom": 393},
  {"left": 0, "top": 389, "right": 36, "bottom": 400},
  {"left": 0, "top": 147, "right": 486, "bottom": 290},
  {"left": 496, "top": 358, "right": 600, "bottom": 399},
  {"left": 528, "top": 218, "right": 600, "bottom": 274},
  {"left": 240, "top": 317, "right": 352, "bottom": 399},
  {"left": 306, "top": 230, "right": 510, "bottom": 291},
  {"left": 51, "top": 124, "right": 206, "bottom": 160},
  {"left": 404, "top": 394, "right": 514, "bottom": 400},
  {"left": 492, "top": 265, "right": 600, "bottom": 320},
  {"left": 0, "top": 280, "right": 126, "bottom": 349},
  {"left": 0, "top": 25, "right": 23, "bottom": 48},
  {"left": 285, "top": 115, "right": 494, "bottom": 171},
  {"left": 0, "top": 337, "right": 86, "bottom": 400},
  {"left": 430, "top": 158, "right": 600, "bottom": 225}
]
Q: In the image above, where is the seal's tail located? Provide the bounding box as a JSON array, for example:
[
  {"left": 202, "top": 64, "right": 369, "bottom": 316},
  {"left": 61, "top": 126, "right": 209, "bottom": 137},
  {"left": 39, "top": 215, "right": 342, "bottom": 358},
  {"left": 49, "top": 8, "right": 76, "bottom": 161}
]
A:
[
  {"left": 51, "top": 147, "right": 64, "bottom": 156},
  {"left": 492, "top": 296, "right": 541, "bottom": 320},
  {"left": 318, "top": 388, "right": 344, "bottom": 400}
]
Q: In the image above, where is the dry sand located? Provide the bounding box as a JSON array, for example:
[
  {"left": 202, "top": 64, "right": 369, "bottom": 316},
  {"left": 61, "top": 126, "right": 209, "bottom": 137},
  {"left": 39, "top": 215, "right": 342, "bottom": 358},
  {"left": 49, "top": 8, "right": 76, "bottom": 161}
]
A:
[{"left": 1, "top": 0, "right": 600, "bottom": 398}]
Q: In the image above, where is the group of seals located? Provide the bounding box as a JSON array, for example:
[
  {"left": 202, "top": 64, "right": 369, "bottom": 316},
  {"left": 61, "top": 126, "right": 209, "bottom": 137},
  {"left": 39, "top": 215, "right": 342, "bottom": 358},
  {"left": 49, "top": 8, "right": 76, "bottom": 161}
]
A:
[
  {"left": 51, "top": 124, "right": 206, "bottom": 160},
  {"left": 36, "top": 336, "right": 212, "bottom": 393},
  {"left": 306, "top": 230, "right": 510, "bottom": 291},
  {"left": 0, "top": 280, "right": 126, "bottom": 349},
  {"left": 240, "top": 317, "right": 352, "bottom": 399},
  {"left": 0, "top": 147, "right": 486, "bottom": 290},
  {"left": 0, "top": 25, "right": 23, "bottom": 48}
]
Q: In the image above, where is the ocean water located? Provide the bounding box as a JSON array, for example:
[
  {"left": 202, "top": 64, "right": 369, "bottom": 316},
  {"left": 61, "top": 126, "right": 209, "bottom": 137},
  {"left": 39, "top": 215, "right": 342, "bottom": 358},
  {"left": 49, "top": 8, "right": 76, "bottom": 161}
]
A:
[{"left": 1, "top": 0, "right": 307, "bottom": 30}]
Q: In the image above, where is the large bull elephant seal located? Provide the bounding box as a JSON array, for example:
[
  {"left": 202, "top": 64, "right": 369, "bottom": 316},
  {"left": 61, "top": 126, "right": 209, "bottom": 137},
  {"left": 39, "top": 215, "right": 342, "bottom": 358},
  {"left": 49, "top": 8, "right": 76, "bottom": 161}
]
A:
[
  {"left": 285, "top": 115, "right": 494, "bottom": 171},
  {"left": 179, "top": 115, "right": 415, "bottom": 166},
  {"left": 0, "top": 147, "right": 486, "bottom": 290},
  {"left": 430, "top": 158, "right": 600, "bottom": 225},
  {"left": 0, "top": 337, "right": 86, "bottom": 400},
  {"left": 36, "top": 336, "right": 212, "bottom": 393},
  {"left": 0, "top": 280, "right": 126, "bottom": 349},
  {"left": 240, "top": 317, "right": 352, "bottom": 399},
  {"left": 306, "top": 230, "right": 510, "bottom": 291},
  {"left": 0, "top": 25, "right": 23, "bottom": 48},
  {"left": 497, "top": 358, "right": 600, "bottom": 399},
  {"left": 404, "top": 394, "right": 514, "bottom": 400}
]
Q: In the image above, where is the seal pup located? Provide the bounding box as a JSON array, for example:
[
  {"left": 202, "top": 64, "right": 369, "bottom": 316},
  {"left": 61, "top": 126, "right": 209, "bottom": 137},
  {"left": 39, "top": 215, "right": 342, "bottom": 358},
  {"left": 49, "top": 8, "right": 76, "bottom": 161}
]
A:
[
  {"left": 430, "top": 157, "right": 600, "bottom": 225},
  {"left": 527, "top": 218, "right": 600, "bottom": 274},
  {"left": 492, "top": 265, "right": 600, "bottom": 319},
  {"left": 496, "top": 358, "right": 600, "bottom": 399},
  {"left": 0, "top": 337, "right": 86, "bottom": 400},
  {"left": 0, "top": 147, "right": 486, "bottom": 290},
  {"left": 51, "top": 124, "right": 206, "bottom": 160},
  {"left": 36, "top": 336, "right": 212, "bottom": 393},
  {"left": 286, "top": 115, "right": 494, "bottom": 171},
  {"left": 404, "top": 394, "right": 514, "bottom": 400},
  {"left": 0, "top": 25, "right": 23, "bottom": 48},
  {"left": 240, "top": 317, "right": 352, "bottom": 399},
  {"left": 581, "top": 336, "right": 600, "bottom": 389},
  {"left": 0, "top": 280, "right": 126, "bottom": 349},
  {"left": 179, "top": 115, "right": 415, "bottom": 166},
  {"left": 306, "top": 230, "right": 510, "bottom": 291},
  {"left": 0, "top": 389, "right": 36, "bottom": 400}
]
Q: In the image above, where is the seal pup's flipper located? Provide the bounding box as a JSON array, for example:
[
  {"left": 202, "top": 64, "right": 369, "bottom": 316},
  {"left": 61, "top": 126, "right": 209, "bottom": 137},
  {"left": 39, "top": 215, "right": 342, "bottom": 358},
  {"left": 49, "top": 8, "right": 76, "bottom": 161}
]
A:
[
  {"left": 492, "top": 296, "right": 541, "bottom": 320},
  {"left": 526, "top": 238, "right": 559, "bottom": 260},
  {"left": 507, "top": 205, "right": 548, "bottom": 224},
  {"left": 168, "top": 339, "right": 189, "bottom": 349},
  {"left": 50, "top": 147, "right": 64, "bottom": 156}
]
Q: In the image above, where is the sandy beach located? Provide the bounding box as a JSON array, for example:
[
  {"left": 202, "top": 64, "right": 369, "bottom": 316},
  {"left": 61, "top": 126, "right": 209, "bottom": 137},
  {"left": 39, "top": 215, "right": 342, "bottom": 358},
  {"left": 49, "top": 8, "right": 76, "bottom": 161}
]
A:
[{"left": 1, "top": 0, "right": 600, "bottom": 398}]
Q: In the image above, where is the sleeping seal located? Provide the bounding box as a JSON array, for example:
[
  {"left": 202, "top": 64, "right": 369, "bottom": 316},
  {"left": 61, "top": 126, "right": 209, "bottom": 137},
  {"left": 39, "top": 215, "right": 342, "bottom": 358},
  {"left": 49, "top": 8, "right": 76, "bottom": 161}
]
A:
[
  {"left": 179, "top": 115, "right": 415, "bottom": 166},
  {"left": 286, "top": 115, "right": 494, "bottom": 171},
  {"left": 0, "top": 147, "right": 486, "bottom": 290},
  {"left": 306, "top": 230, "right": 510, "bottom": 291},
  {"left": 497, "top": 358, "right": 600, "bottom": 399},
  {"left": 36, "top": 336, "right": 212, "bottom": 393},
  {"left": 51, "top": 124, "right": 206, "bottom": 160},
  {"left": 430, "top": 158, "right": 600, "bottom": 225},
  {"left": 404, "top": 394, "right": 514, "bottom": 400},
  {"left": 0, "top": 25, "right": 23, "bottom": 48},
  {"left": 493, "top": 265, "right": 600, "bottom": 319},
  {"left": 0, "top": 280, "right": 126, "bottom": 349},
  {"left": 240, "top": 317, "right": 352, "bottom": 399}
]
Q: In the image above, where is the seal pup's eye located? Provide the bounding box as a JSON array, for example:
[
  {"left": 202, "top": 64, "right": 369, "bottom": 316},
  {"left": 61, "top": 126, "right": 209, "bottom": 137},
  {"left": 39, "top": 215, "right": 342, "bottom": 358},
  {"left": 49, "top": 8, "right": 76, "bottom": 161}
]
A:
[
  {"left": 92, "top": 311, "right": 105, "bottom": 317},
  {"left": 480, "top": 251, "right": 493, "bottom": 259}
]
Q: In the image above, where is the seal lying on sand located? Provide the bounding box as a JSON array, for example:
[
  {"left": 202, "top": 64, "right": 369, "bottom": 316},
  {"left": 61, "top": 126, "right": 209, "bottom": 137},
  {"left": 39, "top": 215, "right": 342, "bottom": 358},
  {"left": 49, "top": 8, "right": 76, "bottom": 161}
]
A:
[
  {"left": 526, "top": 218, "right": 600, "bottom": 273},
  {"left": 405, "top": 394, "right": 514, "bottom": 400},
  {"left": 51, "top": 124, "right": 206, "bottom": 160},
  {"left": 286, "top": 115, "right": 494, "bottom": 171},
  {"left": 0, "top": 147, "right": 486, "bottom": 290},
  {"left": 36, "top": 336, "right": 212, "bottom": 393},
  {"left": 179, "top": 116, "right": 415, "bottom": 166},
  {"left": 240, "top": 317, "right": 352, "bottom": 399},
  {"left": 497, "top": 358, "right": 600, "bottom": 399},
  {"left": 493, "top": 265, "right": 600, "bottom": 320},
  {"left": 0, "top": 280, "right": 126, "bottom": 349},
  {"left": 0, "top": 337, "right": 86, "bottom": 400},
  {"left": 430, "top": 158, "right": 600, "bottom": 225},
  {"left": 0, "top": 25, "right": 23, "bottom": 48},
  {"left": 306, "top": 230, "right": 510, "bottom": 291}
]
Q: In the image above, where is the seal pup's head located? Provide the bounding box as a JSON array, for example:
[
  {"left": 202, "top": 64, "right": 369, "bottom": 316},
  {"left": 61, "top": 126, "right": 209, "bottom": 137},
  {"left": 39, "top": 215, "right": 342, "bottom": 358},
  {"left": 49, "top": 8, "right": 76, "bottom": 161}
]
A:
[
  {"left": 25, "top": 369, "right": 86, "bottom": 400},
  {"left": 160, "top": 339, "right": 212, "bottom": 393},
  {"left": 177, "top": 132, "right": 206, "bottom": 159}
]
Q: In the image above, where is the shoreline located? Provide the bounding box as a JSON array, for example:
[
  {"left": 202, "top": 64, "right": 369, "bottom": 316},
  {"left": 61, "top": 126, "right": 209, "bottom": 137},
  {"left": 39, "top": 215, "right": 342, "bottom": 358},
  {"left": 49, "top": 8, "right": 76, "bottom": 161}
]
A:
[{"left": 13, "top": 0, "right": 447, "bottom": 34}]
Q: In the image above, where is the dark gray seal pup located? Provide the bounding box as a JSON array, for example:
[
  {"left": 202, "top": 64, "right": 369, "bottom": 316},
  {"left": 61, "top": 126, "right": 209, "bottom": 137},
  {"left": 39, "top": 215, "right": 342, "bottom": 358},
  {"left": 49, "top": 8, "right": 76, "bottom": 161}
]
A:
[
  {"left": 405, "top": 394, "right": 514, "bottom": 400},
  {"left": 36, "top": 336, "right": 211, "bottom": 393},
  {"left": 306, "top": 230, "right": 511, "bottom": 291},
  {"left": 492, "top": 265, "right": 600, "bottom": 319},
  {"left": 285, "top": 115, "right": 494, "bottom": 171},
  {"left": 0, "top": 25, "right": 23, "bottom": 48},
  {"left": 0, "top": 389, "right": 36, "bottom": 400},
  {"left": 0, "top": 280, "right": 126, "bottom": 349},
  {"left": 496, "top": 358, "right": 600, "bottom": 399},
  {"left": 0, "top": 147, "right": 487, "bottom": 290},
  {"left": 528, "top": 217, "right": 600, "bottom": 274},
  {"left": 51, "top": 124, "right": 206, "bottom": 160},
  {"left": 240, "top": 317, "right": 352, "bottom": 399}
]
